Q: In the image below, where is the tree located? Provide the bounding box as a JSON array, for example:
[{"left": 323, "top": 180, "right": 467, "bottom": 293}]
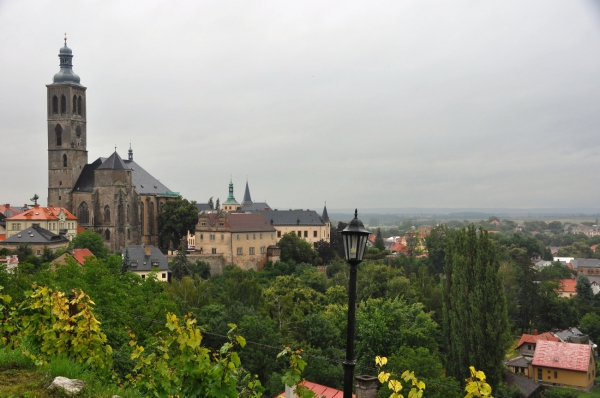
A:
[
  {"left": 169, "top": 249, "right": 191, "bottom": 280},
  {"left": 15, "top": 243, "right": 33, "bottom": 262},
  {"left": 314, "top": 239, "right": 335, "bottom": 265},
  {"left": 278, "top": 232, "right": 318, "bottom": 265},
  {"left": 579, "top": 312, "right": 600, "bottom": 343},
  {"left": 215, "top": 198, "right": 220, "bottom": 211},
  {"left": 208, "top": 197, "right": 214, "bottom": 210},
  {"left": 576, "top": 274, "right": 594, "bottom": 303},
  {"left": 71, "top": 230, "right": 108, "bottom": 258},
  {"left": 425, "top": 225, "right": 450, "bottom": 275},
  {"left": 157, "top": 197, "right": 199, "bottom": 250},
  {"left": 510, "top": 247, "right": 538, "bottom": 334},
  {"left": 121, "top": 248, "right": 131, "bottom": 275},
  {"left": 375, "top": 228, "right": 385, "bottom": 251},
  {"left": 442, "top": 226, "right": 511, "bottom": 390}
]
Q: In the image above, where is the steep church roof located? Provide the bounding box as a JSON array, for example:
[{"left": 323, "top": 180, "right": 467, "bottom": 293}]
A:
[
  {"left": 241, "top": 180, "right": 253, "bottom": 205},
  {"left": 322, "top": 204, "right": 330, "bottom": 223},
  {"left": 97, "top": 151, "right": 126, "bottom": 170}
]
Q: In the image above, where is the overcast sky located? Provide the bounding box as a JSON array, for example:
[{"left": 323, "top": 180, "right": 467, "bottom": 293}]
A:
[{"left": 1, "top": 1, "right": 600, "bottom": 212}]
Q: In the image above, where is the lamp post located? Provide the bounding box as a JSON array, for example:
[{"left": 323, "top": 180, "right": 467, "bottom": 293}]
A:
[{"left": 341, "top": 209, "right": 371, "bottom": 398}]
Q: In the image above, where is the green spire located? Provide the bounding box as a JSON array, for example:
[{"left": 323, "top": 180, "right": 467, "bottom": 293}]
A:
[{"left": 223, "top": 176, "right": 239, "bottom": 205}]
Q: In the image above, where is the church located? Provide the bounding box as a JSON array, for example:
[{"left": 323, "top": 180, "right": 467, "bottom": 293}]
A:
[{"left": 46, "top": 39, "right": 177, "bottom": 252}]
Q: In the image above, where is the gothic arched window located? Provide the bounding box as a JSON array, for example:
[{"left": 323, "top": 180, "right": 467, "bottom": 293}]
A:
[
  {"left": 78, "top": 96, "right": 82, "bottom": 115},
  {"left": 127, "top": 204, "right": 130, "bottom": 222},
  {"left": 52, "top": 96, "right": 58, "bottom": 114},
  {"left": 149, "top": 202, "right": 155, "bottom": 234},
  {"left": 104, "top": 205, "right": 110, "bottom": 223},
  {"left": 55, "top": 124, "right": 62, "bottom": 146},
  {"left": 76, "top": 126, "right": 82, "bottom": 138},
  {"left": 140, "top": 202, "right": 144, "bottom": 235},
  {"left": 61, "top": 95, "right": 66, "bottom": 114},
  {"left": 72, "top": 95, "right": 77, "bottom": 113},
  {"left": 105, "top": 229, "right": 110, "bottom": 241},
  {"left": 117, "top": 204, "right": 123, "bottom": 224},
  {"left": 78, "top": 202, "right": 89, "bottom": 224},
  {"left": 127, "top": 229, "right": 130, "bottom": 240},
  {"left": 63, "top": 154, "right": 67, "bottom": 167}
]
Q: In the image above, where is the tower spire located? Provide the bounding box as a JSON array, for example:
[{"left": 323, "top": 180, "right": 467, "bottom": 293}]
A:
[
  {"left": 128, "top": 143, "right": 133, "bottom": 161},
  {"left": 52, "top": 36, "right": 81, "bottom": 85}
]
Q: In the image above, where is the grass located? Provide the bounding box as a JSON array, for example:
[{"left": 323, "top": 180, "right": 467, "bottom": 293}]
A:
[
  {"left": 505, "top": 337, "right": 520, "bottom": 359},
  {"left": 579, "top": 385, "right": 600, "bottom": 397}
]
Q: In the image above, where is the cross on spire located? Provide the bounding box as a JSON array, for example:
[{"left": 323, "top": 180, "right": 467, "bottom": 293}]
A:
[{"left": 64, "top": 33, "right": 67, "bottom": 45}]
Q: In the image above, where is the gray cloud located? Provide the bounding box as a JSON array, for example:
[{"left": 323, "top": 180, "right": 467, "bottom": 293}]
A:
[{"left": 1, "top": 0, "right": 600, "bottom": 211}]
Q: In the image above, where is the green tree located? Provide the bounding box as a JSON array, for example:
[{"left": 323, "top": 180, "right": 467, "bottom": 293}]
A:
[
  {"left": 442, "top": 226, "right": 511, "bottom": 390},
  {"left": 278, "top": 232, "right": 318, "bottom": 265},
  {"left": 425, "top": 224, "right": 451, "bottom": 275},
  {"left": 169, "top": 249, "right": 191, "bottom": 280},
  {"left": 576, "top": 274, "right": 594, "bottom": 303},
  {"left": 375, "top": 228, "right": 385, "bottom": 251},
  {"left": 70, "top": 230, "right": 108, "bottom": 258},
  {"left": 157, "top": 197, "right": 199, "bottom": 251},
  {"left": 208, "top": 197, "right": 214, "bottom": 210},
  {"left": 511, "top": 247, "right": 538, "bottom": 334},
  {"left": 314, "top": 239, "right": 335, "bottom": 265},
  {"left": 121, "top": 248, "right": 131, "bottom": 275},
  {"left": 580, "top": 312, "right": 600, "bottom": 343}
]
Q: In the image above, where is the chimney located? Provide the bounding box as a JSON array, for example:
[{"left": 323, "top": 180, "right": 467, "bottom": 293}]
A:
[
  {"left": 145, "top": 245, "right": 151, "bottom": 257},
  {"left": 355, "top": 375, "right": 378, "bottom": 398},
  {"left": 534, "top": 330, "right": 538, "bottom": 336}
]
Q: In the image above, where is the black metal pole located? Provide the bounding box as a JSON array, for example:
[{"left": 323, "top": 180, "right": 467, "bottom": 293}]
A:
[{"left": 343, "top": 259, "right": 360, "bottom": 398}]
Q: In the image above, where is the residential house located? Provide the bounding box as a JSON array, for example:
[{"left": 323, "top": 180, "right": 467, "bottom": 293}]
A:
[
  {"left": 506, "top": 331, "right": 559, "bottom": 376},
  {"left": 5, "top": 204, "right": 78, "bottom": 241},
  {"left": 251, "top": 206, "right": 330, "bottom": 244},
  {"left": 123, "top": 244, "right": 170, "bottom": 282},
  {"left": 557, "top": 279, "right": 577, "bottom": 298},
  {"left": 193, "top": 211, "right": 278, "bottom": 272},
  {"left": 0, "top": 255, "right": 19, "bottom": 273},
  {"left": 503, "top": 370, "right": 542, "bottom": 398},
  {"left": 572, "top": 259, "right": 600, "bottom": 276},
  {"left": 570, "top": 225, "right": 600, "bottom": 237},
  {"left": 531, "top": 340, "right": 595, "bottom": 390},
  {"left": 52, "top": 248, "right": 94, "bottom": 267},
  {"left": 553, "top": 327, "right": 597, "bottom": 356},
  {"left": 0, "top": 225, "right": 69, "bottom": 255}
]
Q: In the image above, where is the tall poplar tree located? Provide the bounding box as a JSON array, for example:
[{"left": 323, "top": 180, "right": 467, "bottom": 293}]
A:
[{"left": 442, "top": 226, "right": 510, "bottom": 389}]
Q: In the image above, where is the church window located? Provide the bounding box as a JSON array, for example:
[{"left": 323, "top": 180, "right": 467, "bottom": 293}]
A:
[
  {"left": 127, "top": 204, "right": 130, "bottom": 222},
  {"left": 76, "top": 126, "right": 82, "bottom": 137},
  {"left": 72, "top": 95, "right": 77, "bottom": 113},
  {"left": 78, "top": 96, "right": 82, "bottom": 115},
  {"left": 117, "top": 204, "right": 123, "bottom": 224},
  {"left": 63, "top": 154, "right": 67, "bottom": 167},
  {"left": 61, "top": 95, "right": 66, "bottom": 114},
  {"left": 104, "top": 205, "right": 110, "bottom": 223},
  {"left": 149, "top": 202, "right": 154, "bottom": 234},
  {"left": 52, "top": 96, "right": 58, "bottom": 114},
  {"left": 105, "top": 229, "right": 110, "bottom": 240},
  {"left": 78, "top": 202, "right": 89, "bottom": 224},
  {"left": 140, "top": 202, "right": 144, "bottom": 235},
  {"left": 127, "top": 229, "right": 130, "bottom": 240},
  {"left": 55, "top": 124, "right": 62, "bottom": 146}
]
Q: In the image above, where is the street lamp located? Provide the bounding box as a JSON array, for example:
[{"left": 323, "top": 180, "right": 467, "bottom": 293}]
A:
[{"left": 341, "top": 209, "right": 371, "bottom": 398}]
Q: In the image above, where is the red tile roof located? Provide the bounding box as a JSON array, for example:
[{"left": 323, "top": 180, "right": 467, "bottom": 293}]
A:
[
  {"left": 368, "top": 235, "right": 376, "bottom": 243},
  {"left": 6, "top": 204, "right": 77, "bottom": 221},
  {"left": 532, "top": 340, "right": 592, "bottom": 372},
  {"left": 390, "top": 242, "right": 408, "bottom": 253},
  {"left": 558, "top": 279, "right": 577, "bottom": 293},
  {"left": 77, "top": 225, "right": 86, "bottom": 233},
  {"left": 0, "top": 234, "right": 5, "bottom": 241},
  {"left": 71, "top": 249, "right": 94, "bottom": 265},
  {"left": 276, "top": 381, "right": 354, "bottom": 398},
  {"left": 517, "top": 332, "right": 559, "bottom": 348},
  {"left": 0, "top": 204, "right": 24, "bottom": 217}
]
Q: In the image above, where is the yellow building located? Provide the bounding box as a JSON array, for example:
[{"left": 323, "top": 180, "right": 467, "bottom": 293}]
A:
[
  {"left": 531, "top": 340, "right": 595, "bottom": 390},
  {"left": 252, "top": 206, "right": 331, "bottom": 245},
  {"left": 5, "top": 204, "right": 78, "bottom": 241},
  {"left": 194, "top": 211, "right": 277, "bottom": 271}
]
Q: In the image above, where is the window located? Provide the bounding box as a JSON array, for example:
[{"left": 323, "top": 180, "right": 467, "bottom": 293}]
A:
[
  {"left": 78, "top": 202, "right": 89, "bottom": 224},
  {"left": 104, "top": 205, "right": 110, "bottom": 223},
  {"left": 151, "top": 261, "right": 160, "bottom": 267},
  {"left": 76, "top": 125, "right": 82, "bottom": 137},
  {"left": 210, "top": 234, "right": 215, "bottom": 240},
  {"left": 237, "top": 234, "right": 240, "bottom": 240},
  {"left": 52, "top": 95, "right": 58, "bottom": 113},
  {"left": 554, "top": 371, "right": 557, "bottom": 378},
  {"left": 260, "top": 233, "right": 263, "bottom": 239},
  {"left": 249, "top": 247, "right": 255, "bottom": 255},
  {"left": 162, "top": 273, "right": 166, "bottom": 279},
  {"left": 313, "top": 231, "right": 318, "bottom": 238},
  {"left": 260, "top": 246, "right": 265, "bottom": 254},
  {"left": 105, "top": 229, "right": 110, "bottom": 240},
  {"left": 61, "top": 95, "right": 66, "bottom": 113},
  {"left": 253, "top": 234, "right": 256, "bottom": 240},
  {"left": 72, "top": 95, "right": 77, "bottom": 113},
  {"left": 537, "top": 369, "right": 542, "bottom": 380},
  {"left": 140, "top": 202, "right": 144, "bottom": 235},
  {"left": 63, "top": 154, "right": 68, "bottom": 167},
  {"left": 528, "top": 345, "right": 532, "bottom": 350},
  {"left": 141, "top": 274, "right": 146, "bottom": 279},
  {"left": 219, "top": 222, "right": 224, "bottom": 226},
  {"left": 130, "top": 261, "right": 138, "bottom": 267},
  {"left": 200, "top": 234, "right": 204, "bottom": 240},
  {"left": 304, "top": 231, "right": 308, "bottom": 238},
  {"left": 78, "top": 96, "right": 82, "bottom": 115},
  {"left": 246, "top": 234, "right": 249, "bottom": 240},
  {"left": 37, "top": 250, "right": 41, "bottom": 255},
  {"left": 201, "top": 222, "right": 206, "bottom": 226},
  {"left": 55, "top": 124, "right": 62, "bottom": 145},
  {"left": 237, "top": 247, "right": 243, "bottom": 255},
  {"left": 277, "top": 231, "right": 281, "bottom": 238},
  {"left": 297, "top": 231, "right": 301, "bottom": 237},
  {"left": 272, "top": 233, "right": 275, "bottom": 239},
  {"left": 127, "top": 229, "right": 130, "bottom": 240},
  {"left": 221, "top": 234, "right": 224, "bottom": 240},
  {"left": 212, "top": 248, "right": 217, "bottom": 254},
  {"left": 127, "top": 204, "right": 130, "bottom": 222}
]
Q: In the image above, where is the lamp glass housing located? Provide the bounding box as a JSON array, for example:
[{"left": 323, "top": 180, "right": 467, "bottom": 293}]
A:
[{"left": 341, "top": 210, "right": 371, "bottom": 262}]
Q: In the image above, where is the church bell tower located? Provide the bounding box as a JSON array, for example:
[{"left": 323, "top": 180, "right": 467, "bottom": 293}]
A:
[{"left": 47, "top": 36, "right": 88, "bottom": 210}]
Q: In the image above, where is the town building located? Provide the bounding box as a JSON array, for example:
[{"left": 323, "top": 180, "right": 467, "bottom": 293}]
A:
[
  {"left": 0, "top": 225, "right": 69, "bottom": 255},
  {"left": 5, "top": 204, "right": 78, "bottom": 241},
  {"left": 251, "top": 206, "right": 331, "bottom": 244},
  {"left": 192, "top": 211, "right": 278, "bottom": 271},
  {"left": 45, "top": 39, "right": 177, "bottom": 252},
  {"left": 123, "top": 245, "right": 170, "bottom": 282},
  {"left": 531, "top": 340, "right": 595, "bottom": 390},
  {"left": 557, "top": 279, "right": 577, "bottom": 298},
  {"left": 572, "top": 259, "right": 600, "bottom": 276},
  {"left": 52, "top": 248, "right": 94, "bottom": 267}
]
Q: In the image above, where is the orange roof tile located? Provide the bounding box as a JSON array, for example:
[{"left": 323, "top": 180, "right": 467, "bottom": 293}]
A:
[
  {"left": 0, "top": 234, "right": 5, "bottom": 241},
  {"left": 558, "top": 279, "right": 577, "bottom": 293},
  {"left": 6, "top": 204, "right": 77, "bottom": 221},
  {"left": 517, "top": 332, "right": 559, "bottom": 348},
  {"left": 0, "top": 204, "right": 24, "bottom": 217},
  {"left": 77, "top": 225, "right": 86, "bottom": 233},
  {"left": 276, "top": 381, "right": 354, "bottom": 398},
  {"left": 390, "top": 242, "right": 408, "bottom": 253},
  {"left": 71, "top": 249, "right": 94, "bottom": 265},
  {"left": 532, "top": 340, "right": 592, "bottom": 372}
]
